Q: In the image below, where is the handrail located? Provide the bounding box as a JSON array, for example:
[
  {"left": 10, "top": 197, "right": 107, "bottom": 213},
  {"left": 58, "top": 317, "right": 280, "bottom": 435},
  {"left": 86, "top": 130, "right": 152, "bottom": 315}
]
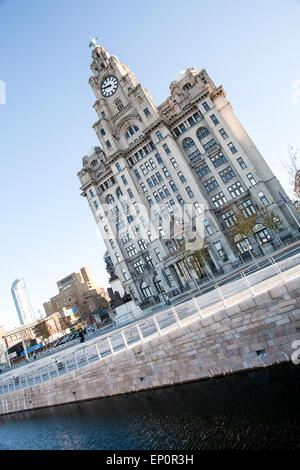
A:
[{"left": 0, "top": 241, "right": 299, "bottom": 395}]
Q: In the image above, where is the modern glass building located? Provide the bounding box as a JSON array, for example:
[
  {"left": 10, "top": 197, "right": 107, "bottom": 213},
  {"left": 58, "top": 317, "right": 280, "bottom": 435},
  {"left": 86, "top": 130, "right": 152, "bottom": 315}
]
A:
[{"left": 11, "top": 278, "right": 35, "bottom": 326}]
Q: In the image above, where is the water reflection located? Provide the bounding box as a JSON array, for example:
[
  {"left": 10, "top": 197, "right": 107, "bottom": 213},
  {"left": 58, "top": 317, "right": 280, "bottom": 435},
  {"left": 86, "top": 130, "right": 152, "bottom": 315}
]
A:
[{"left": 0, "top": 364, "right": 299, "bottom": 450}]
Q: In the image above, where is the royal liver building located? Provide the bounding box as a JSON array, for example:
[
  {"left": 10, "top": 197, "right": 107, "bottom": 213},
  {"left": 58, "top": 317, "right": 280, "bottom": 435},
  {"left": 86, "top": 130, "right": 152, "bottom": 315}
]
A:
[{"left": 78, "top": 44, "right": 299, "bottom": 307}]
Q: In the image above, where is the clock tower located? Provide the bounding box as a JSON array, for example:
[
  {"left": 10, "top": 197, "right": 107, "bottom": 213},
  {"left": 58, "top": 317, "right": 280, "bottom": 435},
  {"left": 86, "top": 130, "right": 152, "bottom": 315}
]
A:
[{"left": 89, "top": 45, "right": 160, "bottom": 156}]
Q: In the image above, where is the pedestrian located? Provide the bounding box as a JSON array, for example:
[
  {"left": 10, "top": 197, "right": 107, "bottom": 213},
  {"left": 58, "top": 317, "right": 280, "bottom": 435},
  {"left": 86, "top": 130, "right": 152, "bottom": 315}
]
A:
[{"left": 79, "top": 330, "right": 85, "bottom": 343}]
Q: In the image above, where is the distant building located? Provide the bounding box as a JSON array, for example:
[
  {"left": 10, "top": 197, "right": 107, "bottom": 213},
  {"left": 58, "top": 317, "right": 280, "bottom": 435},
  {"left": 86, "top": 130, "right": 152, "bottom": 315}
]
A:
[
  {"left": 11, "top": 278, "right": 36, "bottom": 326},
  {"left": 2, "top": 321, "right": 38, "bottom": 349},
  {"left": 43, "top": 267, "right": 110, "bottom": 325}
]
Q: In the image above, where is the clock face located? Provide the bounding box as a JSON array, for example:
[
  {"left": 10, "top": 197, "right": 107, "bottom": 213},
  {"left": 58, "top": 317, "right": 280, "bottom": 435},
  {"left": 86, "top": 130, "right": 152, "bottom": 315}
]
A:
[{"left": 101, "top": 75, "right": 119, "bottom": 97}]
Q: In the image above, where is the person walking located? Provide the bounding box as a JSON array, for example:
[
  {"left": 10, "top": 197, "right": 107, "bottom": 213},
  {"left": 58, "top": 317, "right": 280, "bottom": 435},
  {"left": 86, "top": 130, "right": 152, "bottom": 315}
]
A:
[{"left": 79, "top": 330, "right": 85, "bottom": 343}]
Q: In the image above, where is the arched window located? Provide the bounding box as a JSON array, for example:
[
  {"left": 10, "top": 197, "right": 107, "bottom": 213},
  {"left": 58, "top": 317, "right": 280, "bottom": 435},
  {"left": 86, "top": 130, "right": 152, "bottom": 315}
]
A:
[
  {"left": 141, "top": 281, "right": 152, "bottom": 299},
  {"left": 125, "top": 125, "right": 139, "bottom": 139},
  {"left": 105, "top": 194, "right": 115, "bottom": 204},
  {"left": 90, "top": 160, "right": 98, "bottom": 168},
  {"left": 197, "top": 127, "right": 210, "bottom": 141},
  {"left": 182, "top": 137, "right": 196, "bottom": 152},
  {"left": 153, "top": 275, "right": 162, "bottom": 293},
  {"left": 183, "top": 83, "right": 191, "bottom": 92}
]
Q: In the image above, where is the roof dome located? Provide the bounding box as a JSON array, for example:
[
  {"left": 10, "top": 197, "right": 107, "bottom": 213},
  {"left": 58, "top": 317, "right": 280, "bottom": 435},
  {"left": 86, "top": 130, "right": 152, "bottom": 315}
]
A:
[{"left": 172, "top": 70, "right": 188, "bottom": 84}]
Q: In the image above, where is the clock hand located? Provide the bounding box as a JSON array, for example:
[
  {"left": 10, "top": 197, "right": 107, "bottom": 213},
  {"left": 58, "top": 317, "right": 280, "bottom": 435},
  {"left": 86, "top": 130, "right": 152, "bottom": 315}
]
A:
[{"left": 103, "top": 83, "right": 113, "bottom": 89}]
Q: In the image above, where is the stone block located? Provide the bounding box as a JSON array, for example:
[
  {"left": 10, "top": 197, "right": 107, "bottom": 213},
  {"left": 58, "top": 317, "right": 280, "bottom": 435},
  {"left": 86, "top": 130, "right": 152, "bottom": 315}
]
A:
[
  {"left": 269, "top": 284, "right": 288, "bottom": 298},
  {"left": 239, "top": 298, "right": 256, "bottom": 311}
]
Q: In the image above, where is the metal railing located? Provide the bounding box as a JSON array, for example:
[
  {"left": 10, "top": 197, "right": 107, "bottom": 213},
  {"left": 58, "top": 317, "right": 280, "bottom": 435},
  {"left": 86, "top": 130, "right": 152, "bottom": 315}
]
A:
[{"left": 0, "top": 242, "right": 299, "bottom": 396}]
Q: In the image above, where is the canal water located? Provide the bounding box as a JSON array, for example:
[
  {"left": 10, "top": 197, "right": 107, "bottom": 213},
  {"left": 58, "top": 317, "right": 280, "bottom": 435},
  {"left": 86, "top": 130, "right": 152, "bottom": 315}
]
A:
[{"left": 0, "top": 363, "right": 299, "bottom": 450}]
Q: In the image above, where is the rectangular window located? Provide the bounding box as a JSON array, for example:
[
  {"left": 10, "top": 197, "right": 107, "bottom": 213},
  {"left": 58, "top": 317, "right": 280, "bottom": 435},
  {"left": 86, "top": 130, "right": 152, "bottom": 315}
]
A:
[
  {"left": 163, "top": 143, "right": 170, "bottom": 154},
  {"left": 133, "top": 259, "right": 144, "bottom": 274},
  {"left": 156, "top": 171, "right": 163, "bottom": 182},
  {"left": 185, "top": 186, "right": 194, "bottom": 198},
  {"left": 169, "top": 180, "right": 177, "bottom": 192},
  {"left": 173, "top": 127, "right": 181, "bottom": 137},
  {"left": 258, "top": 191, "right": 269, "bottom": 206},
  {"left": 211, "top": 191, "right": 227, "bottom": 208},
  {"left": 100, "top": 128, "right": 106, "bottom": 136},
  {"left": 146, "top": 196, "right": 153, "bottom": 206},
  {"left": 116, "top": 163, "right": 121, "bottom": 171},
  {"left": 147, "top": 177, "right": 154, "bottom": 188},
  {"left": 151, "top": 174, "right": 158, "bottom": 185},
  {"left": 121, "top": 231, "right": 131, "bottom": 244},
  {"left": 204, "top": 219, "right": 214, "bottom": 235},
  {"left": 214, "top": 241, "right": 228, "bottom": 262},
  {"left": 138, "top": 239, "right": 147, "bottom": 251},
  {"left": 210, "top": 151, "right": 227, "bottom": 167},
  {"left": 121, "top": 268, "right": 129, "bottom": 281},
  {"left": 210, "top": 114, "right": 219, "bottom": 125},
  {"left": 154, "top": 248, "right": 163, "bottom": 261},
  {"left": 177, "top": 194, "right": 184, "bottom": 205},
  {"left": 153, "top": 191, "right": 160, "bottom": 202},
  {"left": 158, "top": 188, "right": 166, "bottom": 199},
  {"left": 193, "top": 111, "right": 202, "bottom": 122},
  {"left": 89, "top": 189, "right": 94, "bottom": 198},
  {"left": 256, "top": 228, "right": 271, "bottom": 244},
  {"left": 134, "top": 169, "right": 141, "bottom": 180},
  {"left": 162, "top": 167, "right": 170, "bottom": 178},
  {"left": 219, "top": 128, "right": 228, "bottom": 139},
  {"left": 127, "top": 188, "right": 134, "bottom": 199},
  {"left": 126, "top": 244, "right": 138, "bottom": 258},
  {"left": 149, "top": 158, "right": 156, "bottom": 169},
  {"left": 155, "top": 153, "right": 163, "bottom": 164},
  {"left": 156, "top": 131, "right": 163, "bottom": 140},
  {"left": 93, "top": 201, "right": 99, "bottom": 209},
  {"left": 196, "top": 161, "right": 210, "bottom": 178},
  {"left": 203, "top": 176, "right": 219, "bottom": 193},
  {"left": 170, "top": 157, "right": 178, "bottom": 168},
  {"left": 177, "top": 171, "right": 186, "bottom": 182},
  {"left": 146, "top": 255, "right": 154, "bottom": 268},
  {"left": 240, "top": 199, "right": 257, "bottom": 217},
  {"left": 106, "top": 140, "right": 111, "bottom": 148},
  {"left": 219, "top": 166, "right": 235, "bottom": 182},
  {"left": 202, "top": 101, "right": 210, "bottom": 111},
  {"left": 203, "top": 139, "right": 217, "bottom": 151},
  {"left": 194, "top": 202, "right": 203, "bottom": 214},
  {"left": 109, "top": 239, "right": 116, "bottom": 248},
  {"left": 228, "top": 142, "right": 237, "bottom": 154},
  {"left": 188, "top": 116, "right": 196, "bottom": 127},
  {"left": 228, "top": 181, "right": 245, "bottom": 198},
  {"left": 237, "top": 157, "right": 247, "bottom": 168},
  {"left": 247, "top": 173, "right": 257, "bottom": 186},
  {"left": 162, "top": 185, "right": 170, "bottom": 196},
  {"left": 144, "top": 108, "right": 150, "bottom": 116},
  {"left": 140, "top": 182, "right": 147, "bottom": 193}
]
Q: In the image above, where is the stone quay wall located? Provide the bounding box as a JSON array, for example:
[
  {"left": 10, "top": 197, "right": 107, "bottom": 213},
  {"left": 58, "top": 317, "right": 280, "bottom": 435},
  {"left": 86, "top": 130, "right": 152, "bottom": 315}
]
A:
[{"left": 0, "top": 276, "right": 299, "bottom": 416}]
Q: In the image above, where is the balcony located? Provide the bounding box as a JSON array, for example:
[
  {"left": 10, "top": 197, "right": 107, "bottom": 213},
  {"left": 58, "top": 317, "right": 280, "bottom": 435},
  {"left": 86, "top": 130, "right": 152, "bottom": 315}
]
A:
[{"left": 112, "top": 104, "right": 132, "bottom": 124}]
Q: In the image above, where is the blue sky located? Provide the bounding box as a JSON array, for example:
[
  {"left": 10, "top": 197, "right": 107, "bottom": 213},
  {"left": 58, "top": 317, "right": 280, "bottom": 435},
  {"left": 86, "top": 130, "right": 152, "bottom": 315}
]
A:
[{"left": 0, "top": 0, "right": 299, "bottom": 330}]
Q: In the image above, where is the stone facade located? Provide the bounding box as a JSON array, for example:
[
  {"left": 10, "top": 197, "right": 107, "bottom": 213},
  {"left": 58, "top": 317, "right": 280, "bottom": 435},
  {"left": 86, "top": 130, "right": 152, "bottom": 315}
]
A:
[
  {"left": 78, "top": 45, "right": 300, "bottom": 310},
  {"left": 1, "top": 275, "right": 299, "bottom": 416},
  {"left": 43, "top": 267, "right": 110, "bottom": 325}
]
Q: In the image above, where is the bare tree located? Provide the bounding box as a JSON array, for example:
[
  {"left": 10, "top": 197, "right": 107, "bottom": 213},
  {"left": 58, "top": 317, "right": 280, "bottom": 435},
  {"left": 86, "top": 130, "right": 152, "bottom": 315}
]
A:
[{"left": 281, "top": 145, "right": 299, "bottom": 199}]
